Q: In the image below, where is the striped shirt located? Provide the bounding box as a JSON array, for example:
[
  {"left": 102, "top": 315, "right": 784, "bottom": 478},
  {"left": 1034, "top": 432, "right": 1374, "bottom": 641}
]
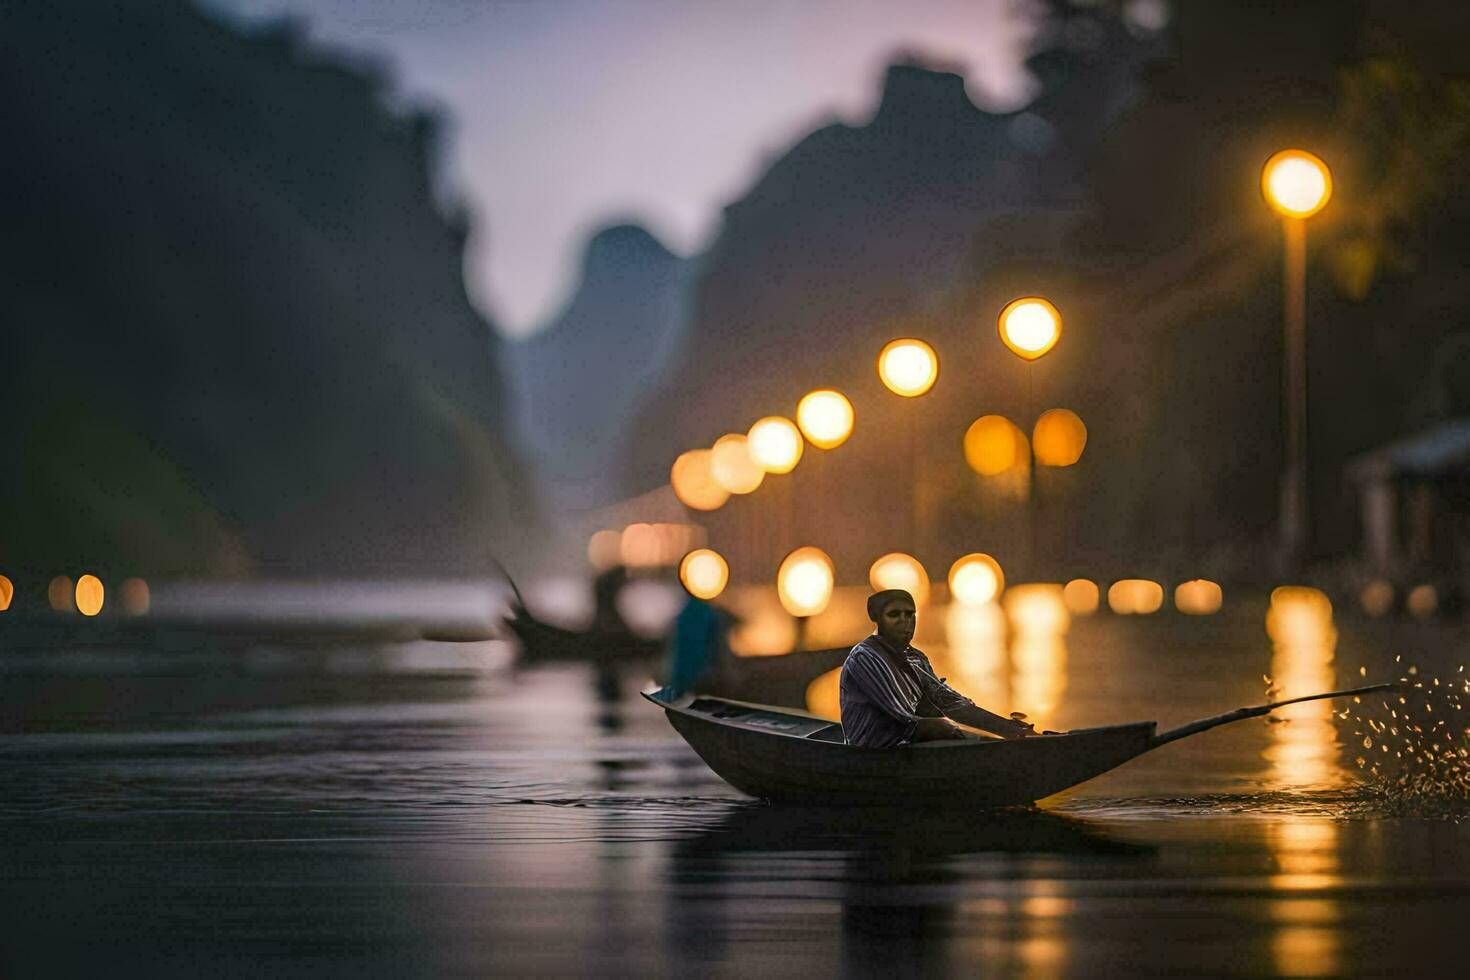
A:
[{"left": 839, "top": 636, "right": 978, "bottom": 748}]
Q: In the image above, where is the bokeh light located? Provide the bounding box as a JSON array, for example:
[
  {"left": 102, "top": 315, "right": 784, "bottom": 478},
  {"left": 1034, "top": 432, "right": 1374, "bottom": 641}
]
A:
[
  {"left": 805, "top": 667, "right": 842, "bottom": 721},
  {"left": 1261, "top": 149, "right": 1333, "bottom": 219},
  {"left": 948, "top": 553, "right": 1005, "bottom": 606},
  {"left": 777, "top": 546, "right": 835, "bottom": 618},
  {"left": 48, "top": 575, "right": 74, "bottom": 613},
  {"left": 1266, "top": 586, "right": 1336, "bottom": 648},
  {"left": 1174, "top": 579, "right": 1224, "bottom": 615},
  {"left": 876, "top": 338, "right": 939, "bottom": 397},
  {"left": 1003, "top": 583, "right": 1070, "bottom": 636},
  {"left": 746, "top": 416, "right": 803, "bottom": 473},
  {"left": 679, "top": 548, "right": 730, "bottom": 601},
  {"left": 709, "top": 433, "right": 765, "bottom": 494},
  {"left": 619, "top": 523, "right": 702, "bottom": 569},
  {"left": 75, "top": 574, "right": 105, "bottom": 617},
  {"left": 998, "top": 296, "right": 1062, "bottom": 360},
  {"left": 1406, "top": 584, "right": 1438, "bottom": 619},
  {"left": 1107, "top": 579, "right": 1163, "bottom": 615},
  {"left": 1265, "top": 586, "right": 1339, "bottom": 789},
  {"left": 724, "top": 585, "right": 799, "bottom": 655},
  {"left": 963, "top": 415, "right": 1028, "bottom": 476},
  {"left": 120, "top": 577, "right": 151, "bottom": 616},
  {"left": 0, "top": 574, "right": 12, "bottom": 611},
  {"left": 619, "top": 523, "right": 661, "bottom": 568},
  {"left": 670, "top": 448, "right": 730, "bottom": 511},
  {"left": 796, "top": 389, "right": 854, "bottom": 450},
  {"left": 587, "top": 529, "right": 623, "bottom": 571},
  {"left": 868, "top": 552, "right": 930, "bottom": 605},
  {"left": 1359, "top": 579, "right": 1393, "bottom": 618},
  {"left": 1032, "top": 408, "right": 1087, "bottom": 467},
  {"left": 1062, "top": 578, "right": 1099, "bottom": 615}
]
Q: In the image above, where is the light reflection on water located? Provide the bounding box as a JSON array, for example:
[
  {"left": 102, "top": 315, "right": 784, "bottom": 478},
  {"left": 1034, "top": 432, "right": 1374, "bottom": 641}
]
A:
[
  {"left": 4, "top": 620, "right": 1470, "bottom": 976},
  {"left": 1269, "top": 820, "right": 1342, "bottom": 977},
  {"left": 1265, "top": 587, "right": 1343, "bottom": 789}
]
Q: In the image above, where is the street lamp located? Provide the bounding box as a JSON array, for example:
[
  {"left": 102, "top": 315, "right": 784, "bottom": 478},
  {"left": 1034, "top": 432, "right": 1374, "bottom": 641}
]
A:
[
  {"left": 670, "top": 449, "right": 729, "bottom": 511},
  {"left": 997, "top": 297, "right": 1062, "bottom": 361},
  {"left": 679, "top": 548, "right": 730, "bottom": 600},
  {"left": 868, "top": 552, "right": 930, "bottom": 606},
  {"left": 876, "top": 338, "right": 939, "bottom": 397},
  {"left": 747, "top": 415, "right": 803, "bottom": 560},
  {"left": 1261, "top": 148, "right": 1332, "bottom": 570},
  {"left": 877, "top": 338, "right": 939, "bottom": 555},
  {"left": 997, "top": 296, "right": 1064, "bottom": 578},
  {"left": 709, "top": 433, "right": 765, "bottom": 495},
  {"left": 1031, "top": 409, "right": 1087, "bottom": 467},
  {"left": 747, "top": 416, "right": 803, "bottom": 474},
  {"left": 948, "top": 553, "right": 1005, "bottom": 606},
  {"left": 796, "top": 388, "right": 854, "bottom": 450},
  {"left": 777, "top": 545, "right": 834, "bottom": 650}
]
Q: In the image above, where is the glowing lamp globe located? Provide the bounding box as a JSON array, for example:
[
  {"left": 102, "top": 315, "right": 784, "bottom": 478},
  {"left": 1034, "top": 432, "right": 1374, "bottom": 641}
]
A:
[
  {"left": 777, "top": 546, "right": 835, "bottom": 618},
  {"left": 796, "top": 389, "right": 854, "bottom": 450},
  {"left": 877, "top": 339, "right": 939, "bottom": 397},
  {"left": 1266, "top": 586, "right": 1334, "bottom": 646},
  {"left": 679, "top": 549, "right": 730, "bottom": 601},
  {"left": 75, "top": 574, "right": 105, "bottom": 617},
  {"left": 0, "top": 574, "right": 13, "bottom": 611},
  {"left": 1261, "top": 149, "right": 1332, "bottom": 219},
  {"left": 1032, "top": 409, "right": 1088, "bottom": 467},
  {"left": 1174, "top": 579, "right": 1223, "bottom": 616},
  {"left": 1107, "top": 579, "right": 1164, "bottom": 615},
  {"left": 868, "top": 552, "right": 930, "bottom": 605},
  {"left": 1062, "top": 578, "right": 1100, "bottom": 615},
  {"left": 1003, "top": 583, "right": 1069, "bottom": 636},
  {"left": 963, "top": 415, "right": 1027, "bottom": 476},
  {"left": 709, "top": 434, "right": 765, "bottom": 494},
  {"left": 747, "top": 416, "right": 803, "bottom": 473},
  {"left": 948, "top": 554, "right": 1005, "bottom": 606},
  {"left": 998, "top": 297, "right": 1062, "bottom": 360},
  {"left": 670, "top": 449, "right": 730, "bottom": 511}
]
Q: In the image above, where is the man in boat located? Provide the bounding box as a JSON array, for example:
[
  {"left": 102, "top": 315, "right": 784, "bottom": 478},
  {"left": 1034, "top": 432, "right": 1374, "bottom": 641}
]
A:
[{"left": 841, "top": 589, "right": 1036, "bottom": 746}]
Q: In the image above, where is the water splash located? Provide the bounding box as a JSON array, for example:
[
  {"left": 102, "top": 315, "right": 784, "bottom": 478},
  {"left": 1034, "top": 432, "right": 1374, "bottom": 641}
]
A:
[{"left": 1339, "top": 660, "right": 1470, "bottom": 820}]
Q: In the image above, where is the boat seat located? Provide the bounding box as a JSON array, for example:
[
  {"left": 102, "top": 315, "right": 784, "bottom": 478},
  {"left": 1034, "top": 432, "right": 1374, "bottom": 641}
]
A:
[{"left": 806, "top": 724, "right": 846, "bottom": 743}]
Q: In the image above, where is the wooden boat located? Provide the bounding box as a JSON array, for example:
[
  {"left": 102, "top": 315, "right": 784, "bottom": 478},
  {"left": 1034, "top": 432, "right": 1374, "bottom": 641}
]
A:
[
  {"left": 644, "top": 683, "right": 1395, "bottom": 808},
  {"left": 505, "top": 609, "right": 662, "bottom": 663}
]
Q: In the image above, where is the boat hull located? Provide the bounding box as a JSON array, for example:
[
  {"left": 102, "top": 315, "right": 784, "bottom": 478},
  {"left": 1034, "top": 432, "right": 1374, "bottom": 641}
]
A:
[{"left": 661, "top": 697, "right": 1157, "bottom": 807}]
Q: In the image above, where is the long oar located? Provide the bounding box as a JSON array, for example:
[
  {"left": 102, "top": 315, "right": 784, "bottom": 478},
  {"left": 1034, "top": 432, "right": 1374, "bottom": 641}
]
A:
[{"left": 1151, "top": 682, "right": 1402, "bottom": 748}]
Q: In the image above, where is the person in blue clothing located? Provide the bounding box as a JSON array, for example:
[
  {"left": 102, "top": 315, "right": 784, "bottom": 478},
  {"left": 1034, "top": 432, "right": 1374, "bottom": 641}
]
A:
[
  {"left": 841, "top": 588, "right": 1037, "bottom": 747},
  {"left": 664, "top": 590, "right": 731, "bottom": 697}
]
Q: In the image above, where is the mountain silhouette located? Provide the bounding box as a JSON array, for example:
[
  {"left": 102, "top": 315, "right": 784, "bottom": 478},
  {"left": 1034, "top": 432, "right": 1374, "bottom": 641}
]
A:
[
  {"left": 0, "top": 0, "right": 534, "bottom": 584},
  {"left": 510, "top": 223, "right": 693, "bottom": 515}
]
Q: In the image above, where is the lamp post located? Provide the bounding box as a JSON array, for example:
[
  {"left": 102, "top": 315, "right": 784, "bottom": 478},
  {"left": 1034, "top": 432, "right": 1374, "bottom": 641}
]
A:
[
  {"left": 997, "top": 297, "right": 1063, "bottom": 578},
  {"left": 877, "top": 338, "right": 939, "bottom": 559},
  {"left": 1261, "top": 149, "right": 1332, "bottom": 571}
]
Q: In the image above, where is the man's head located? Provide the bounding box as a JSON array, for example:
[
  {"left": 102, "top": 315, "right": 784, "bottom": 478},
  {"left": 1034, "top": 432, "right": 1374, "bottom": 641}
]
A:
[{"left": 867, "top": 588, "right": 916, "bottom": 648}]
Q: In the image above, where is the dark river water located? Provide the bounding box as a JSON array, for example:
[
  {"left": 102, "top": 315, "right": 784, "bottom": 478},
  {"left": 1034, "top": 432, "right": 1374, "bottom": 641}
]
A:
[{"left": 4, "top": 600, "right": 1469, "bottom": 977}]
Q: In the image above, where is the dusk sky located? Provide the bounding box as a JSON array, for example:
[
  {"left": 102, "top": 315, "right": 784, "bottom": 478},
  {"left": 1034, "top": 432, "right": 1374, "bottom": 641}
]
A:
[{"left": 202, "top": 0, "right": 1044, "bottom": 337}]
